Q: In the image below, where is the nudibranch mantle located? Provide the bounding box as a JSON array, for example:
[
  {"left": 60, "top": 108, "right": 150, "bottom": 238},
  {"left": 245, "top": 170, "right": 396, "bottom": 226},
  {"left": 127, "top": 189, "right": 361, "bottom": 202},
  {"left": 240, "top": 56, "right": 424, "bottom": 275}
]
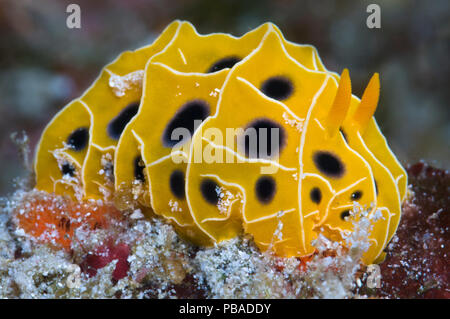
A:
[{"left": 32, "top": 20, "right": 407, "bottom": 265}]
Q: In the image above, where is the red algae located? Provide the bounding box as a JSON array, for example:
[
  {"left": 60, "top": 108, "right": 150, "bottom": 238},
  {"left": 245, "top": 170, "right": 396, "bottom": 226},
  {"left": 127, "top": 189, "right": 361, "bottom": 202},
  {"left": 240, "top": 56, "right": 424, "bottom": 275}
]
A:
[
  {"left": 80, "top": 242, "right": 130, "bottom": 281},
  {"left": 13, "top": 192, "right": 123, "bottom": 251},
  {"left": 376, "top": 162, "right": 449, "bottom": 298}
]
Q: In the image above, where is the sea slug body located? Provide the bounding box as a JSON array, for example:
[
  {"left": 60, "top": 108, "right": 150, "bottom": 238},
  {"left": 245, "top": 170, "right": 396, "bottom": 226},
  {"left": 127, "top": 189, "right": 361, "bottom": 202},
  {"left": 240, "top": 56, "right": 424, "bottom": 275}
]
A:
[{"left": 30, "top": 20, "right": 407, "bottom": 265}]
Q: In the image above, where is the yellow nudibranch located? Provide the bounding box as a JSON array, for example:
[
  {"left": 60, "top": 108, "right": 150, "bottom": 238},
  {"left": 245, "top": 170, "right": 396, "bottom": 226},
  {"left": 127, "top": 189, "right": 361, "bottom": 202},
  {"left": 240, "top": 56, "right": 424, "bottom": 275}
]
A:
[{"left": 34, "top": 21, "right": 407, "bottom": 264}]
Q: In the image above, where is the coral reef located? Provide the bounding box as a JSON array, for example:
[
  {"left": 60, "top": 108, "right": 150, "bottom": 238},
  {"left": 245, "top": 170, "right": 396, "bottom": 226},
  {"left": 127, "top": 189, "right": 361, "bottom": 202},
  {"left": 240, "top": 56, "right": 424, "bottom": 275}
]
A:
[{"left": 0, "top": 162, "right": 447, "bottom": 298}]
